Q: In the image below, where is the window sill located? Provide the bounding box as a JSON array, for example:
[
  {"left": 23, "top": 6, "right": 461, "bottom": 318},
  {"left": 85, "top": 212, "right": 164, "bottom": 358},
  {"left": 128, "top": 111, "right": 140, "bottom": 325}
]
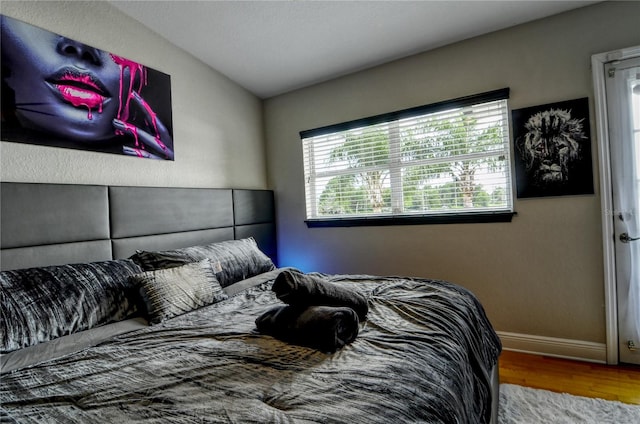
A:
[{"left": 305, "top": 211, "right": 516, "bottom": 228}]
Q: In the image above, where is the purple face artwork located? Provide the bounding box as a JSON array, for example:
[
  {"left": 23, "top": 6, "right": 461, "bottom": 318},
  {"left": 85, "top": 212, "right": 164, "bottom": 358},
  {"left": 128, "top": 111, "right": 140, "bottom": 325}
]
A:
[{"left": 1, "top": 14, "right": 174, "bottom": 160}]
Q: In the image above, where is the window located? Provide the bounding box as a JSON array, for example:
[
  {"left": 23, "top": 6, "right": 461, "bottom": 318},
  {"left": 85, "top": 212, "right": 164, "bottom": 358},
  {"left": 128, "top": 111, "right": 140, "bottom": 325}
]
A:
[{"left": 300, "top": 89, "right": 514, "bottom": 227}]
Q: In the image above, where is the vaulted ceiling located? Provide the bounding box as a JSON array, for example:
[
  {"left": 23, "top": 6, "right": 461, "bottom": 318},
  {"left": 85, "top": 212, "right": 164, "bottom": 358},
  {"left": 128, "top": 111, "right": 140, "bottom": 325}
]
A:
[{"left": 108, "top": 1, "right": 599, "bottom": 98}]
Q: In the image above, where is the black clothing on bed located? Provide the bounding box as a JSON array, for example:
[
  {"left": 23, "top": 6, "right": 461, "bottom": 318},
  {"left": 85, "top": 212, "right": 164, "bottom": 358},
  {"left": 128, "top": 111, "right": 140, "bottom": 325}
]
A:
[
  {"left": 272, "top": 269, "right": 369, "bottom": 320},
  {"left": 255, "top": 304, "right": 359, "bottom": 352}
]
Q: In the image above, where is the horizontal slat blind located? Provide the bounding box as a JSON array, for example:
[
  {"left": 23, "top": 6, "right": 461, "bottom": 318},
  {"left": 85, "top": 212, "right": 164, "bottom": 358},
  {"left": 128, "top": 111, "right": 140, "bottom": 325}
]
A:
[{"left": 301, "top": 89, "right": 513, "bottom": 221}]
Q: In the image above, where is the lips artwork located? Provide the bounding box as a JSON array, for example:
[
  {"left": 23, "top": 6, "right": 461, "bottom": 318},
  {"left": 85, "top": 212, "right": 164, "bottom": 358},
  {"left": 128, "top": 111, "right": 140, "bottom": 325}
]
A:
[
  {"left": 52, "top": 72, "right": 107, "bottom": 119},
  {"left": 1, "top": 14, "right": 174, "bottom": 160}
]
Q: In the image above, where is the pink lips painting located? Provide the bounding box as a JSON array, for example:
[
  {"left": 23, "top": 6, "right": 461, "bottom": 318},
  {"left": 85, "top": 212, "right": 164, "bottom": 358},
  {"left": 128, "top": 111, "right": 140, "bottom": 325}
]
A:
[
  {"left": 1, "top": 14, "right": 174, "bottom": 160},
  {"left": 50, "top": 72, "right": 108, "bottom": 120}
]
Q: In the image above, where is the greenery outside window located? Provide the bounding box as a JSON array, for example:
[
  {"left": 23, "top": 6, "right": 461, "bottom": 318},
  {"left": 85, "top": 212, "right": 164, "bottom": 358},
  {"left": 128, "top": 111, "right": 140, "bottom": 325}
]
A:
[{"left": 300, "top": 89, "right": 515, "bottom": 227}]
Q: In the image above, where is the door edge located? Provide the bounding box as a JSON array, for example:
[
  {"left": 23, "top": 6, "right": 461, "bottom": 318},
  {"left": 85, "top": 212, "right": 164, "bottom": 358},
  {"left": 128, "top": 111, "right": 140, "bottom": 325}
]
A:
[{"left": 591, "top": 46, "right": 640, "bottom": 365}]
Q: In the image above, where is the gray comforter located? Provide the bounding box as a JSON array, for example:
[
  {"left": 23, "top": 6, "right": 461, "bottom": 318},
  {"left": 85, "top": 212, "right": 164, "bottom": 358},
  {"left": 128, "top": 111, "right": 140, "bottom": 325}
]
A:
[{"left": 0, "top": 274, "right": 501, "bottom": 423}]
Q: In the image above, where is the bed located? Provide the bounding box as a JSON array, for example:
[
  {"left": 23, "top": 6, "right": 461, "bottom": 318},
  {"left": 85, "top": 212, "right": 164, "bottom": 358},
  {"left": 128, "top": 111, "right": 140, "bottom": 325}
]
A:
[{"left": 0, "top": 182, "right": 501, "bottom": 423}]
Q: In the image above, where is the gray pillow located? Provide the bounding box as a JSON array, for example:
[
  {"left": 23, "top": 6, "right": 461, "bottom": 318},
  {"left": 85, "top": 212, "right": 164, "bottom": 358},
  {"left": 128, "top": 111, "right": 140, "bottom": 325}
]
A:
[
  {"left": 0, "top": 259, "right": 143, "bottom": 353},
  {"left": 131, "top": 237, "right": 275, "bottom": 288},
  {"left": 132, "top": 259, "right": 228, "bottom": 324}
]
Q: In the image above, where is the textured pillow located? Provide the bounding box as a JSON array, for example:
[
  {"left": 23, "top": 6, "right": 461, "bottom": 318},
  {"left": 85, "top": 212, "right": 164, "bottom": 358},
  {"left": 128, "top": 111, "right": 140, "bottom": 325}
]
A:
[
  {"left": 0, "top": 259, "right": 143, "bottom": 353},
  {"left": 131, "top": 237, "right": 275, "bottom": 288},
  {"left": 132, "top": 259, "right": 228, "bottom": 324}
]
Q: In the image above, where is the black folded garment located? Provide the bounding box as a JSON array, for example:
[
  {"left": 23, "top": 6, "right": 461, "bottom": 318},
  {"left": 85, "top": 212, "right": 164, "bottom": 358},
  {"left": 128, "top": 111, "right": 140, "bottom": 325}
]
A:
[
  {"left": 255, "top": 305, "right": 359, "bottom": 353},
  {"left": 272, "top": 269, "right": 369, "bottom": 321}
]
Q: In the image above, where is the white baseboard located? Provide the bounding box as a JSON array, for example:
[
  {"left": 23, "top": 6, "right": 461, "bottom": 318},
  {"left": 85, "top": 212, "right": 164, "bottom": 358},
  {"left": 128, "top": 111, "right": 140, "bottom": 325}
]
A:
[{"left": 497, "top": 331, "right": 607, "bottom": 364}]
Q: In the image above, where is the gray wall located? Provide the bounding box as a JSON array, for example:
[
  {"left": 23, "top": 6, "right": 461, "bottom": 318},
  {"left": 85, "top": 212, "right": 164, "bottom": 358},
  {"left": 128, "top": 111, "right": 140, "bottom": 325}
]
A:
[
  {"left": 264, "top": 1, "right": 640, "bottom": 345},
  {"left": 0, "top": 1, "right": 267, "bottom": 189}
]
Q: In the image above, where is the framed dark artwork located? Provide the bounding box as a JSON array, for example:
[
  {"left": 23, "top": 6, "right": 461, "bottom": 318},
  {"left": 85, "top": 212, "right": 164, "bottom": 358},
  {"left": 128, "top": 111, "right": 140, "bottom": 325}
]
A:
[
  {"left": 512, "top": 97, "right": 593, "bottom": 198},
  {"left": 1, "top": 15, "right": 174, "bottom": 160}
]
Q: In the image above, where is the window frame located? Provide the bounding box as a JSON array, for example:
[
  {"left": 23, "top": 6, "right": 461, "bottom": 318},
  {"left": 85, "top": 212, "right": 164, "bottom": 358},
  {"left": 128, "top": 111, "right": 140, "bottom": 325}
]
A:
[{"left": 300, "top": 88, "right": 516, "bottom": 227}]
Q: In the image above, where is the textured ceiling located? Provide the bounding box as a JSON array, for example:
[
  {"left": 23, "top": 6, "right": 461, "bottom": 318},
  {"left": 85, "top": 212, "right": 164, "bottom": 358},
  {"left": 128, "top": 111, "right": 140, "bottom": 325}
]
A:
[{"left": 108, "top": 1, "right": 599, "bottom": 99}]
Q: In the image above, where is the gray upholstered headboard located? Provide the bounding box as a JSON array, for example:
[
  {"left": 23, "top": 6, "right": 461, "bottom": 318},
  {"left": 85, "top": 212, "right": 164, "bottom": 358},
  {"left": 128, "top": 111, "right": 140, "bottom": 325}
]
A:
[{"left": 0, "top": 182, "right": 276, "bottom": 271}]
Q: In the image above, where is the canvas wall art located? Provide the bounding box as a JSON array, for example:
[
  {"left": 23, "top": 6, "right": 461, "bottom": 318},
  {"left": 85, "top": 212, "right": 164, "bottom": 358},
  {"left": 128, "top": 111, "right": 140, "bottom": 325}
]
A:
[
  {"left": 512, "top": 97, "right": 593, "bottom": 198},
  {"left": 0, "top": 14, "right": 174, "bottom": 160}
]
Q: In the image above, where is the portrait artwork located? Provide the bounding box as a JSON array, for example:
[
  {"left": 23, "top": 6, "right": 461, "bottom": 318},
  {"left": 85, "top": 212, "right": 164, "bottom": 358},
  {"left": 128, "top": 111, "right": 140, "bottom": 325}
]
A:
[
  {"left": 1, "top": 15, "right": 174, "bottom": 160},
  {"left": 512, "top": 97, "right": 594, "bottom": 198}
]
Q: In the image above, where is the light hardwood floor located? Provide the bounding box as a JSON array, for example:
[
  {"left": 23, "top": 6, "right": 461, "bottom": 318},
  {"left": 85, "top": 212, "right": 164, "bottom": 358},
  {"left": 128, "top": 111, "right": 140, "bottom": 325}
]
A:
[{"left": 498, "top": 350, "right": 640, "bottom": 405}]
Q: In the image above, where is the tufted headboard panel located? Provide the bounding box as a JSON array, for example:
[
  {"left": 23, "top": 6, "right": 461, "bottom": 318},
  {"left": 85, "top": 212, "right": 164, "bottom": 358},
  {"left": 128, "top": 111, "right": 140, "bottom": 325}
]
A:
[{"left": 0, "top": 182, "right": 276, "bottom": 271}]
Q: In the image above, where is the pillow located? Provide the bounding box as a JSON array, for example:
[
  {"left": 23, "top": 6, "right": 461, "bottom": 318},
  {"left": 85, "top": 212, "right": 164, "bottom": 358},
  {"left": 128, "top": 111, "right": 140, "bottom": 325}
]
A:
[
  {"left": 0, "top": 259, "right": 143, "bottom": 353},
  {"left": 131, "top": 259, "right": 227, "bottom": 324},
  {"left": 131, "top": 237, "right": 275, "bottom": 288}
]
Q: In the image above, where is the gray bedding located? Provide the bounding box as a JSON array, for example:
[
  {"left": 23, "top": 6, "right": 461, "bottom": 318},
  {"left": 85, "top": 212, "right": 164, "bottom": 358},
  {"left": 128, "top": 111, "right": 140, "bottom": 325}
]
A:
[{"left": 0, "top": 273, "right": 501, "bottom": 423}]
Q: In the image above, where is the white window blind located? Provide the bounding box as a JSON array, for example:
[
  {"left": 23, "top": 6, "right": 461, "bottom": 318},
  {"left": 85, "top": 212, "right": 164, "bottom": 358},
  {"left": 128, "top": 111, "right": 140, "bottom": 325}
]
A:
[{"left": 301, "top": 89, "right": 513, "bottom": 224}]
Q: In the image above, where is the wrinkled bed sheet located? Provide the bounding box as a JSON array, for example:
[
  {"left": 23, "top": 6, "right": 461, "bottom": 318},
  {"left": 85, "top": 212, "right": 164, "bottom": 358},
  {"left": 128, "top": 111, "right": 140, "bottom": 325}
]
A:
[{"left": 0, "top": 274, "right": 501, "bottom": 424}]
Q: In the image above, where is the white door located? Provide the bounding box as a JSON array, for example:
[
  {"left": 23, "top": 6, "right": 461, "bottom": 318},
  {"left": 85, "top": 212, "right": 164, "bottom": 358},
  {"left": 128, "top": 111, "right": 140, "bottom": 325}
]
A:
[{"left": 605, "top": 56, "right": 640, "bottom": 365}]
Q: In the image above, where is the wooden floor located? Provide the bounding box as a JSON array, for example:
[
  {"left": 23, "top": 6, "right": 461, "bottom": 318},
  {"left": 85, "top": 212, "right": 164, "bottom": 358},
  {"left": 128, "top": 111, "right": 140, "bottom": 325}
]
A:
[{"left": 499, "top": 350, "right": 640, "bottom": 405}]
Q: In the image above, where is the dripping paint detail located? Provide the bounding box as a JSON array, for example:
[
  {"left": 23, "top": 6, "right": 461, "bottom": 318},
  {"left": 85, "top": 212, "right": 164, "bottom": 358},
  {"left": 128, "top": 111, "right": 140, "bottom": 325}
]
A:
[{"left": 1, "top": 14, "right": 174, "bottom": 160}]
